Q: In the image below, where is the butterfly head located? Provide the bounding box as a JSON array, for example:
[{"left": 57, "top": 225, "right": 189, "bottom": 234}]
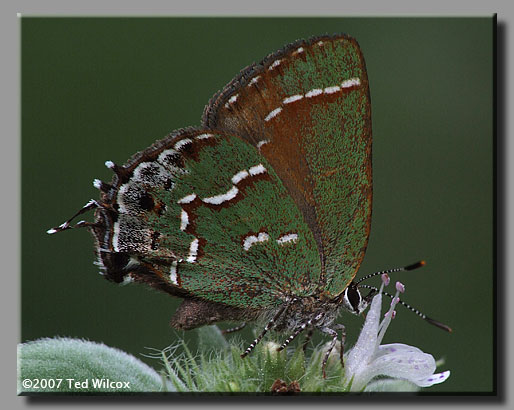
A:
[{"left": 341, "top": 282, "right": 376, "bottom": 315}]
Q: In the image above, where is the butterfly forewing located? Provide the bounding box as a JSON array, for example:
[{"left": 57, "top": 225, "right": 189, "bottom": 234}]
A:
[
  {"left": 203, "top": 34, "right": 372, "bottom": 296},
  {"left": 95, "top": 129, "right": 321, "bottom": 309}
]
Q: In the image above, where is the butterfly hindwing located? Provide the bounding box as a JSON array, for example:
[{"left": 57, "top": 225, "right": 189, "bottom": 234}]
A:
[
  {"left": 93, "top": 128, "right": 321, "bottom": 309},
  {"left": 203, "top": 34, "right": 372, "bottom": 296}
]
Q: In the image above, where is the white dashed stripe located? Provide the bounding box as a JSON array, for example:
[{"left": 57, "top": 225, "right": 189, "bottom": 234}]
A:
[
  {"left": 249, "top": 76, "right": 261, "bottom": 86},
  {"left": 243, "top": 232, "right": 270, "bottom": 251},
  {"left": 112, "top": 221, "right": 120, "bottom": 252},
  {"left": 225, "top": 94, "right": 238, "bottom": 108},
  {"left": 169, "top": 261, "right": 179, "bottom": 285},
  {"left": 179, "top": 165, "right": 266, "bottom": 209},
  {"left": 187, "top": 239, "right": 199, "bottom": 263},
  {"left": 268, "top": 59, "right": 282, "bottom": 70},
  {"left": 283, "top": 94, "right": 303, "bottom": 104},
  {"left": 248, "top": 164, "right": 267, "bottom": 176},
  {"left": 174, "top": 138, "right": 193, "bottom": 151},
  {"left": 277, "top": 233, "right": 299, "bottom": 245},
  {"left": 202, "top": 186, "right": 239, "bottom": 205},
  {"left": 341, "top": 77, "right": 361, "bottom": 88},
  {"left": 324, "top": 85, "right": 341, "bottom": 94},
  {"left": 178, "top": 193, "right": 197, "bottom": 204},
  {"left": 263, "top": 77, "right": 361, "bottom": 123},
  {"left": 231, "top": 170, "right": 249, "bottom": 185},
  {"left": 256, "top": 140, "right": 270, "bottom": 150},
  {"left": 180, "top": 209, "right": 189, "bottom": 231},
  {"left": 175, "top": 163, "right": 270, "bottom": 263},
  {"left": 196, "top": 133, "right": 214, "bottom": 140},
  {"left": 305, "top": 88, "right": 323, "bottom": 98},
  {"left": 231, "top": 164, "right": 268, "bottom": 187},
  {"left": 264, "top": 107, "right": 282, "bottom": 122}
]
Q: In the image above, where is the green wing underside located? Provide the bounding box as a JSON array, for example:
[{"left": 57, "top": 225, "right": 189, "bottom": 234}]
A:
[
  {"left": 203, "top": 34, "right": 372, "bottom": 296},
  {"left": 112, "top": 35, "right": 371, "bottom": 308},
  {"left": 120, "top": 132, "right": 321, "bottom": 309}
]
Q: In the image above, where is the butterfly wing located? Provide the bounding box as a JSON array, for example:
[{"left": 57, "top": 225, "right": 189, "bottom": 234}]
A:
[
  {"left": 203, "top": 34, "right": 372, "bottom": 296},
  {"left": 92, "top": 128, "right": 321, "bottom": 309}
]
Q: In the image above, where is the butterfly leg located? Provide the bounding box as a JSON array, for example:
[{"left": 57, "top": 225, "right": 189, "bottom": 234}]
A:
[
  {"left": 277, "top": 319, "right": 313, "bottom": 352},
  {"left": 302, "top": 329, "right": 314, "bottom": 352},
  {"left": 333, "top": 324, "right": 346, "bottom": 368},
  {"left": 319, "top": 325, "right": 344, "bottom": 379},
  {"left": 222, "top": 322, "right": 247, "bottom": 334},
  {"left": 241, "top": 298, "right": 295, "bottom": 359}
]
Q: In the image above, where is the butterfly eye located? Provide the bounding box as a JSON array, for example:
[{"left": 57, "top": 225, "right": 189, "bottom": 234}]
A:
[{"left": 343, "top": 285, "right": 362, "bottom": 314}]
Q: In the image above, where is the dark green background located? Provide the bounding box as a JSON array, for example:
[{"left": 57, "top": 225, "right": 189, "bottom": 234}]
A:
[{"left": 21, "top": 17, "right": 494, "bottom": 393}]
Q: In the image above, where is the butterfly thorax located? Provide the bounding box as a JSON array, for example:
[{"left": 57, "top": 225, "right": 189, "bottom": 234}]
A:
[
  {"left": 268, "top": 281, "right": 370, "bottom": 334},
  {"left": 268, "top": 295, "right": 336, "bottom": 332}
]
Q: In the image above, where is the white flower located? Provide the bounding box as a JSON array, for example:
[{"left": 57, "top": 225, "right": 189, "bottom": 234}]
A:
[{"left": 344, "top": 275, "right": 450, "bottom": 392}]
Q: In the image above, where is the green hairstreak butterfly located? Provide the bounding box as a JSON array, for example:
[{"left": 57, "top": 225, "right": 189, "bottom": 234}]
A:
[{"left": 48, "top": 34, "right": 450, "bottom": 377}]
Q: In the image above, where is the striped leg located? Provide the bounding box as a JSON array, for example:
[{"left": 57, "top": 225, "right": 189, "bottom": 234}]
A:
[
  {"left": 277, "top": 320, "right": 312, "bottom": 352},
  {"left": 320, "top": 326, "right": 340, "bottom": 379},
  {"left": 334, "top": 324, "right": 346, "bottom": 368},
  {"left": 222, "top": 322, "right": 247, "bottom": 334},
  {"left": 241, "top": 299, "right": 295, "bottom": 358}
]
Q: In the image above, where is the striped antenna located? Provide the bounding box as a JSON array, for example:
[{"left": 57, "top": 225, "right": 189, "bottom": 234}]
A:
[
  {"left": 358, "top": 284, "right": 452, "bottom": 333},
  {"left": 355, "top": 260, "right": 426, "bottom": 285}
]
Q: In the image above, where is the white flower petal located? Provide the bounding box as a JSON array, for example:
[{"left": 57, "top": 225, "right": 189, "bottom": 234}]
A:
[
  {"left": 344, "top": 293, "right": 383, "bottom": 390},
  {"left": 366, "top": 345, "right": 436, "bottom": 385},
  {"left": 414, "top": 370, "right": 451, "bottom": 387},
  {"left": 345, "top": 293, "right": 381, "bottom": 371},
  {"left": 374, "top": 343, "right": 427, "bottom": 359},
  {"left": 364, "top": 378, "right": 420, "bottom": 392}
]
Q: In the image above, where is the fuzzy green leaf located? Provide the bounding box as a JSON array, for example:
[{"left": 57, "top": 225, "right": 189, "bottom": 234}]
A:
[{"left": 17, "top": 337, "right": 172, "bottom": 394}]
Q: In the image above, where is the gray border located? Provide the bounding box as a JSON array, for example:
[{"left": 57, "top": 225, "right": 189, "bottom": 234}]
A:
[{"left": 6, "top": 0, "right": 511, "bottom": 408}]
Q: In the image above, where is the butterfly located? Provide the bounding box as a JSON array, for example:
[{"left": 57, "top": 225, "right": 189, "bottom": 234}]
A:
[{"left": 48, "top": 34, "right": 448, "bottom": 378}]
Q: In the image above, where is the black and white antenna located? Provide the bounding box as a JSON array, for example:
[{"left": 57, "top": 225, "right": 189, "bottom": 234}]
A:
[
  {"left": 357, "top": 261, "right": 452, "bottom": 333},
  {"left": 356, "top": 260, "right": 426, "bottom": 285}
]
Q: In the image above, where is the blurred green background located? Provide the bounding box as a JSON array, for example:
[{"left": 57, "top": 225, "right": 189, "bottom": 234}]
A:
[{"left": 21, "top": 17, "right": 493, "bottom": 393}]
